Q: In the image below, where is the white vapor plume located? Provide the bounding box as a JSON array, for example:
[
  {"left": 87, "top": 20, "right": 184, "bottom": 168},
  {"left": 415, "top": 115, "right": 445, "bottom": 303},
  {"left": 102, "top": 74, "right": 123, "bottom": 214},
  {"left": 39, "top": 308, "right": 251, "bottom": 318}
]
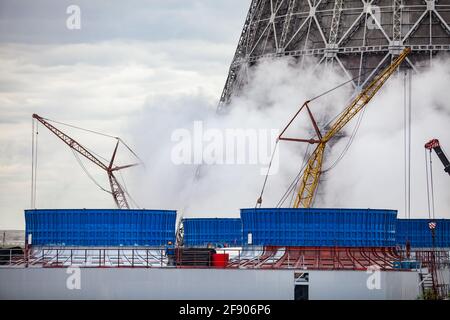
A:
[
  {"left": 319, "top": 59, "right": 450, "bottom": 219},
  {"left": 128, "top": 56, "right": 450, "bottom": 220}
]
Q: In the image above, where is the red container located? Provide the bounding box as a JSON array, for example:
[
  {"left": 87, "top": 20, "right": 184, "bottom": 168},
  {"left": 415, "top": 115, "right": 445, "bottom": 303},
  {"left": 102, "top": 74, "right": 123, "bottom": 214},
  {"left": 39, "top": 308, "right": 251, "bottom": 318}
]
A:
[{"left": 211, "top": 253, "right": 229, "bottom": 268}]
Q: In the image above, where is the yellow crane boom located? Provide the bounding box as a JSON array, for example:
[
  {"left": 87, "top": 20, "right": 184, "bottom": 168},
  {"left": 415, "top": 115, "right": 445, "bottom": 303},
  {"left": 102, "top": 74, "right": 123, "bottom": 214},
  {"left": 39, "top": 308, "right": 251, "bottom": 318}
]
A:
[{"left": 280, "top": 47, "right": 411, "bottom": 208}]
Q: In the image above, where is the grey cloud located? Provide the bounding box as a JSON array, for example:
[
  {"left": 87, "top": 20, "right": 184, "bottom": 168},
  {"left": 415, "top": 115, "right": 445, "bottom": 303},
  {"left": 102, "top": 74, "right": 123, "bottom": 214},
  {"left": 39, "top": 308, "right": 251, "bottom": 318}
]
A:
[
  {"left": 0, "top": 1, "right": 251, "bottom": 228},
  {"left": 0, "top": 0, "right": 250, "bottom": 44}
]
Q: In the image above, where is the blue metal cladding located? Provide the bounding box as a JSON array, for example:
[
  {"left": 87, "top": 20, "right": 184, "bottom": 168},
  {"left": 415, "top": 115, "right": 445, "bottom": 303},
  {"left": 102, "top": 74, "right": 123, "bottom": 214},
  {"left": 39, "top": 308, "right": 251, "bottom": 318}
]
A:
[
  {"left": 396, "top": 219, "right": 450, "bottom": 248},
  {"left": 240, "top": 208, "right": 397, "bottom": 247},
  {"left": 25, "top": 209, "right": 177, "bottom": 247},
  {"left": 183, "top": 218, "right": 242, "bottom": 247}
]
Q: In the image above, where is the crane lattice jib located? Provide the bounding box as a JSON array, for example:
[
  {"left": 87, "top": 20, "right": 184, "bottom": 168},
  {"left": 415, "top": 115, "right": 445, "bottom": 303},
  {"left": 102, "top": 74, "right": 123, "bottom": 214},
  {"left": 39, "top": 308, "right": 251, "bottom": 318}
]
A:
[
  {"left": 294, "top": 143, "right": 326, "bottom": 208},
  {"left": 33, "top": 114, "right": 109, "bottom": 171},
  {"left": 108, "top": 173, "right": 130, "bottom": 209},
  {"left": 293, "top": 47, "right": 411, "bottom": 208},
  {"left": 32, "top": 114, "right": 132, "bottom": 209}
]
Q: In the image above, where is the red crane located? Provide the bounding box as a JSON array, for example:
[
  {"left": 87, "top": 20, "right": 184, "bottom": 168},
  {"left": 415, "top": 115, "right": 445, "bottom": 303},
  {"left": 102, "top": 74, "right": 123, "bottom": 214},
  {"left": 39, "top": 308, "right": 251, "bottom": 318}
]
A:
[
  {"left": 32, "top": 114, "right": 140, "bottom": 209},
  {"left": 423, "top": 139, "right": 448, "bottom": 299},
  {"left": 425, "top": 139, "right": 450, "bottom": 176}
]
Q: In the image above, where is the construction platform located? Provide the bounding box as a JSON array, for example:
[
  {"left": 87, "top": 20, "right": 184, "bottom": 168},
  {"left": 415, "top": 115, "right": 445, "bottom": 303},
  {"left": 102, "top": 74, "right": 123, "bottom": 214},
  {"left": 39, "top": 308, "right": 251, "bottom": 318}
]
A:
[
  {"left": 1, "top": 246, "right": 449, "bottom": 270},
  {"left": 1, "top": 246, "right": 449, "bottom": 300}
]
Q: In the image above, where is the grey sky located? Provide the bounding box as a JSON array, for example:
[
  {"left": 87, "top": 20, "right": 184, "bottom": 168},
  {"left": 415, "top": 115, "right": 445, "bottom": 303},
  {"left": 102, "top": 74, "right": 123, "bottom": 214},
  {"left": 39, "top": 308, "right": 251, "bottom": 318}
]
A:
[
  {"left": 0, "top": 0, "right": 248, "bottom": 43},
  {"left": 1, "top": 1, "right": 448, "bottom": 231},
  {"left": 0, "top": 1, "right": 250, "bottom": 229}
]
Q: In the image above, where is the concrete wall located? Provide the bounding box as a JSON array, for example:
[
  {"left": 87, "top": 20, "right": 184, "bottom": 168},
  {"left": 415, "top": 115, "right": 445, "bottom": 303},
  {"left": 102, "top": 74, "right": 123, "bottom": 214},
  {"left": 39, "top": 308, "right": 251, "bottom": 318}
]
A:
[
  {"left": 0, "top": 268, "right": 420, "bottom": 300},
  {"left": 0, "top": 268, "right": 293, "bottom": 300},
  {"left": 438, "top": 268, "right": 450, "bottom": 288},
  {"left": 308, "top": 270, "right": 420, "bottom": 300}
]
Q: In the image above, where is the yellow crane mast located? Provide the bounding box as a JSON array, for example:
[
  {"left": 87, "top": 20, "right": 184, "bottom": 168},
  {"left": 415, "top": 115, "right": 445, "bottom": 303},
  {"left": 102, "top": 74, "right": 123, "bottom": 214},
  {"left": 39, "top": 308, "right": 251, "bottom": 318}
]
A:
[{"left": 279, "top": 47, "right": 411, "bottom": 208}]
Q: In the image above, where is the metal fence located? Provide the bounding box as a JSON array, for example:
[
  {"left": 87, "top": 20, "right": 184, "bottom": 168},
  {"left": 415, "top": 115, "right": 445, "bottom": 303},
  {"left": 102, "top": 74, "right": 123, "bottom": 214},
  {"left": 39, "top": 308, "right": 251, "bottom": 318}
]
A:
[
  {"left": 1, "top": 246, "right": 449, "bottom": 270},
  {"left": 1, "top": 248, "right": 169, "bottom": 268}
]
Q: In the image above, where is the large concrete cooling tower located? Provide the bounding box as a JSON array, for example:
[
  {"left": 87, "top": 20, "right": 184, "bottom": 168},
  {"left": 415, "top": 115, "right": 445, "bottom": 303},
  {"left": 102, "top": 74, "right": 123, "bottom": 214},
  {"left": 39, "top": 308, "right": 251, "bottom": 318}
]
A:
[{"left": 219, "top": 0, "right": 450, "bottom": 107}]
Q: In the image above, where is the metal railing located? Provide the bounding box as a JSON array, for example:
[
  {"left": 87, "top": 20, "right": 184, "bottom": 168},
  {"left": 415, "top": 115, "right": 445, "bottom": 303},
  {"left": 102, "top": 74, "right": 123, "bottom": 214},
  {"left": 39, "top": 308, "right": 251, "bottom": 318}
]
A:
[
  {"left": 0, "top": 247, "right": 24, "bottom": 266},
  {"left": 0, "top": 247, "right": 449, "bottom": 270}
]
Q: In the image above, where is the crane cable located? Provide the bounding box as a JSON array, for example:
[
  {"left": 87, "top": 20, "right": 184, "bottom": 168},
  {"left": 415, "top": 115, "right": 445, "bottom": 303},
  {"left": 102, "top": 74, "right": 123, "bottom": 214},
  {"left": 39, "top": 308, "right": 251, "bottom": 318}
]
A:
[
  {"left": 258, "top": 65, "right": 392, "bottom": 208},
  {"left": 321, "top": 107, "right": 366, "bottom": 173},
  {"left": 42, "top": 117, "right": 118, "bottom": 139},
  {"left": 41, "top": 117, "right": 142, "bottom": 207},
  {"left": 31, "top": 117, "right": 34, "bottom": 208},
  {"left": 70, "top": 144, "right": 142, "bottom": 209},
  {"left": 71, "top": 140, "right": 141, "bottom": 202},
  {"left": 294, "top": 65, "right": 412, "bottom": 200},
  {"left": 319, "top": 69, "right": 385, "bottom": 174},
  {"left": 32, "top": 116, "right": 142, "bottom": 208},
  {"left": 31, "top": 118, "right": 39, "bottom": 209},
  {"left": 71, "top": 149, "right": 112, "bottom": 195},
  {"left": 118, "top": 170, "right": 140, "bottom": 208},
  {"left": 425, "top": 147, "right": 444, "bottom": 297},
  {"left": 118, "top": 138, "right": 145, "bottom": 165},
  {"left": 404, "top": 70, "right": 412, "bottom": 220},
  {"left": 276, "top": 143, "right": 311, "bottom": 208},
  {"left": 430, "top": 153, "right": 436, "bottom": 221},
  {"left": 274, "top": 100, "right": 363, "bottom": 207},
  {"left": 275, "top": 71, "right": 374, "bottom": 206},
  {"left": 425, "top": 149, "right": 436, "bottom": 220},
  {"left": 255, "top": 140, "right": 279, "bottom": 208},
  {"left": 288, "top": 143, "right": 312, "bottom": 208},
  {"left": 43, "top": 116, "right": 144, "bottom": 165},
  {"left": 307, "top": 67, "right": 374, "bottom": 103},
  {"left": 34, "top": 122, "right": 38, "bottom": 208}
]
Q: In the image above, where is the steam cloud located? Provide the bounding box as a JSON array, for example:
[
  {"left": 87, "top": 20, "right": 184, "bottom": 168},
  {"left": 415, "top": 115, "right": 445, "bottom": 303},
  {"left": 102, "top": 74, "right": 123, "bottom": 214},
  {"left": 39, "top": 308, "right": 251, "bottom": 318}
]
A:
[{"left": 129, "top": 56, "right": 450, "bottom": 220}]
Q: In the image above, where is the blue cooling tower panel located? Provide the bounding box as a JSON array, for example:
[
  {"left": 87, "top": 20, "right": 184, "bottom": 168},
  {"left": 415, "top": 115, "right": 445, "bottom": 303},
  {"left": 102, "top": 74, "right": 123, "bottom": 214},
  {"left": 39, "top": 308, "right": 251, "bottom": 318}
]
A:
[
  {"left": 183, "top": 218, "right": 242, "bottom": 247},
  {"left": 240, "top": 208, "right": 397, "bottom": 247},
  {"left": 25, "top": 209, "right": 177, "bottom": 247}
]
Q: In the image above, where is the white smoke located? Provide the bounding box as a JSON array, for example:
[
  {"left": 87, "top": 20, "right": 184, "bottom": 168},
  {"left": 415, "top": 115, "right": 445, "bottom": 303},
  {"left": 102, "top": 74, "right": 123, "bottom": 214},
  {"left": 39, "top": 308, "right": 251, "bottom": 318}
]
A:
[
  {"left": 129, "top": 56, "right": 450, "bottom": 220},
  {"left": 320, "top": 59, "right": 450, "bottom": 219}
]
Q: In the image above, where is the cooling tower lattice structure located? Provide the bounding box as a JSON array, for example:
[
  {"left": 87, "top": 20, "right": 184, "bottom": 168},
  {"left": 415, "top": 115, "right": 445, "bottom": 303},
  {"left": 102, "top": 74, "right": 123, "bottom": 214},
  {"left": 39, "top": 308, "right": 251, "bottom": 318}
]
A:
[{"left": 219, "top": 0, "right": 450, "bottom": 107}]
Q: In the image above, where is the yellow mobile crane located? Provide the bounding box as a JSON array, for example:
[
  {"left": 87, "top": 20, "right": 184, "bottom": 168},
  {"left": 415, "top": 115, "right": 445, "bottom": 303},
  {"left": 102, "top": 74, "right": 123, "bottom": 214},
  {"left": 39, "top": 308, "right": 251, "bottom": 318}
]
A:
[{"left": 277, "top": 47, "right": 411, "bottom": 208}]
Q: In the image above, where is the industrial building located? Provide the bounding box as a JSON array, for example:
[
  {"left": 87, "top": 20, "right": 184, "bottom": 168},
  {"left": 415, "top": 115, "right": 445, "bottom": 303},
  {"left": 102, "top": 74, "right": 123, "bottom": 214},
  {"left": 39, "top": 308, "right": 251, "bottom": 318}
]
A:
[
  {"left": 1, "top": 1, "right": 450, "bottom": 300},
  {"left": 219, "top": 0, "right": 450, "bottom": 107},
  {"left": 1, "top": 207, "right": 449, "bottom": 300}
]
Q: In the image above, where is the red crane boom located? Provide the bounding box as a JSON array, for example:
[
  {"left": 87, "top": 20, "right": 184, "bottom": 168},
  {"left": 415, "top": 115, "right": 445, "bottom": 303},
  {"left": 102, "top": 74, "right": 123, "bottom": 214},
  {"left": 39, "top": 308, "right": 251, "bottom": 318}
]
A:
[
  {"left": 425, "top": 139, "right": 450, "bottom": 176},
  {"left": 32, "top": 114, "right": 139, "bottom": 209}
]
